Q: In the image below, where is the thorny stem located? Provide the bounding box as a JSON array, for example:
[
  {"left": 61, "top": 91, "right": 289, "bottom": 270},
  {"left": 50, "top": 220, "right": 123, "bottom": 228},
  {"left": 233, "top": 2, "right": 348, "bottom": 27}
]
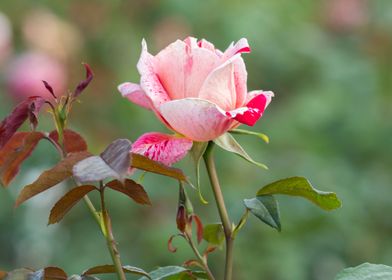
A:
[
  {"left": 203, "top": 143, "right": 234, "bottom": 280},
  {"left": 99, "top": 182, "right": 126, "bottom": 280},
  {"left": 184, "top": 233, "right": 215, "bottom": 280}
]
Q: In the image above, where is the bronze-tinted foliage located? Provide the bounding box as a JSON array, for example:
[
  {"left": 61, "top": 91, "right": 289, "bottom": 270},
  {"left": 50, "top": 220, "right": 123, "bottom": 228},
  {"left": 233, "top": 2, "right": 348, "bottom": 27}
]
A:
[
  {"left": 49, "top": 130, "right": 88, "bottom": 154},
  {"left": 131, "top": 153, "right": 187, "bottom": 181},
  {"left": 42, "top": 267, "right": 68, "bottom": 280},
  {"left": 106, "top": 179, "right": 151, "bottom": 205},
  {"left": 0, "top": 132, "right": 44, "bottom": 186},
  {"left": 49, "top": 185, "right": 97, "bottom": 225},
  {"left": 15, "top": 151, "right": 91, "bottom": 207},
  {"left": 0, "top": 96, "right": 45, "bottom": 149},
  {"left": 0, "top": 270, "right": 6, "bottom": 279}
]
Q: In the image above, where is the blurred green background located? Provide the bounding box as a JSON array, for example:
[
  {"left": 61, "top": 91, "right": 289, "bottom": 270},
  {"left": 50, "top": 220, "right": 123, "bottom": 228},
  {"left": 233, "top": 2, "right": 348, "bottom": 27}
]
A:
[{"left": 1, "top": 0, "right": 392, "bottom": 279}]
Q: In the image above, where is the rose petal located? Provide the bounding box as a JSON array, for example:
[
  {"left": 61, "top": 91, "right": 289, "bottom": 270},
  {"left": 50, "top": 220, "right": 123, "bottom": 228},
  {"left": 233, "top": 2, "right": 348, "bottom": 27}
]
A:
[
  {"left": 137, "top": 39, "right": 171, "bottom": 108},
  {"left": 184, "top": 36, "right": 198, "bottom": 48},
  {"left": 155, "top": 40, "right": 219, "bottom": 99},
  {"left": 159, "top": 98, "right": 233, "bottom": 142},
  {"left": 226, "top": 91, "right": 274, "bottom": 126},
  {"left": 118, "top": 82, "right": 152, "bottom": 110},
  {"left": 132, "top": 132, "right": 193, "bottom": 166},
  {"left": 233, "top": 58, "right": 248, "bottom": 108},
  {"left": 222, "top": 38, "right": 251, "bottom": 61},
  {"left": 198, "top": 58, "right": 237, "bottom": 111},
  {"left": 197, "top": 39, "right": 216, "bottom": 53}
]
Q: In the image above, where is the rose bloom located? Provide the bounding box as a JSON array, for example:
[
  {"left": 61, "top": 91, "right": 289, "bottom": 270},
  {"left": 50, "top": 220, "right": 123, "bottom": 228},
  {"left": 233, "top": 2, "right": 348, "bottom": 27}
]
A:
[{"left": 119, "top": 37, "right": 273, "bottom": 165}]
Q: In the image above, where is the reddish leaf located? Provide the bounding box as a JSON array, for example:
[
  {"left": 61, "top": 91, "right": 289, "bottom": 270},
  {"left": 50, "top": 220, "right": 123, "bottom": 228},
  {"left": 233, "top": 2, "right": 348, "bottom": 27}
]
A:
[
  {"left": 49, "top": 130, "right": 88, "bottom": 154},
  {"left": 42, "top": 80, "right": 57, "bottom": 99},
  {"left": 203, "top": 245, "right": 217, "bottom": 259},
  {"left": 0, "top": 131, "right": 44, "bottom": 186},
  {"left": 106, "top": 179, "right": 151, "bottom": 205},
  {"left": 73, "top": 64, "right": 93, "bottom": 98},
  {"left": 168, "top": 235, "right": 179, "bottom": 253},
  {"left": 43, "top": 266, "right": 67, "bottom": 280},
  {"left": 192, "top": 214, "right": 204, "bottom": 244},
  {"left": 0, "top": 96, "right": 45, "bottom": 149},
  {"left": 131, "top": 153, "right": 187, "bottom": 181},
  {"left": 83, "top": 265, "right": 150, "bottom": 279},
  {"left": 183, "top": 259, "right": 203, "bottom": 269},
  {"left": 0, "top": 270, "right": 6, "bottom": 279},
  {"left": 15, "top": 151, "right": 91, "bottom": 207},
  {"left": 49, "top": 185, "right": 96, "bottom": 224}
]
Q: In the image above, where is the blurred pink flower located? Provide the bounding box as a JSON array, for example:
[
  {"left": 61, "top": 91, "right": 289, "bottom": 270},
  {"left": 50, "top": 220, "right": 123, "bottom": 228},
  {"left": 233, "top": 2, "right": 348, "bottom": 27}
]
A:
[
  {"left": 0, "top": 12, "right": 12, "bottom": 66},
  {"left": 6, "top": 52, "right": 67, "bottom": 101},
  {"left": 119, "top": 37, "right": 273, "bottom": 165},
  {"left": 324, "top": 0, "right": 368, "bottom": 32}
]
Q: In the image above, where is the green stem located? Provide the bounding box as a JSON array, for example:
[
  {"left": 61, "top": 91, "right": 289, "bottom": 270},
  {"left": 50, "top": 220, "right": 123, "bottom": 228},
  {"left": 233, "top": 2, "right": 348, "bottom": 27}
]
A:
[
  {"left": 99, "top": 183, "right": 126, "bottom": 280},
  {"left": 203, "top": 143, "right": 234, "bottom": 280},
  {"left": 185, "top": 233, "right": 215, "bottom": 280}
]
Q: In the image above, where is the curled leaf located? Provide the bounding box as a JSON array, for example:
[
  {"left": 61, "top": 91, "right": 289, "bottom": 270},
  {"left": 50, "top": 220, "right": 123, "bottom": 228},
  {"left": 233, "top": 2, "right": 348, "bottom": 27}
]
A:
[
  {"left": 73, "top": 64, "right": 93, "bottom": 98},
  {"left": 213, "top": 133, "right": 268, "bottom": 170},
  {"left": 15, "top": 151, "right": 91, "bottom": 207},
  {"left": 230, "top": 128, "right": 269, "bottom": 143},
  {"left": 42, "top": 80, "right": 57, "bottom": 99},
  {"left": 49, "top": 185, "right": 97, "bottom": 224},
  {"left": 256, "top": 176, "right": 342, "bottom": 211},
  {"left": 0, "top": 96, "right": 45, "bottom": 149}
]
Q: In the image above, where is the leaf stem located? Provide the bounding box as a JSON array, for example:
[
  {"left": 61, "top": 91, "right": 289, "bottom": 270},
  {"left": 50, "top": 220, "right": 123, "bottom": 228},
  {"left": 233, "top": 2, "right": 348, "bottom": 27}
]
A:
[
  {"left": 203, "top": 143, "right": 234, "bottom": 280},
  {"left": 184, "top": 233, "right": 215, "bottom": 280},
  {"left": 99, "top": 183, "right": 127, "bottom": 280}
]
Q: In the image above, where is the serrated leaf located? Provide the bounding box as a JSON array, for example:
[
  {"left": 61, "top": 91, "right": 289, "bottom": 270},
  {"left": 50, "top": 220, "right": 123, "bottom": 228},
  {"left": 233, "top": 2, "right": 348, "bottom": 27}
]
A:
[
  {"left": 244, "top": 195, "right": 281, "bottom": 231},
  {"left": 138, "top": 266, "right": 188, "bottom": 280},
  {"left": 335, "top": 263, "right": 392, "bottom": 280},
  {"left": 230, "top": 128, "right": 269, "bottom": 143},
  {"left": 213, "top": 133, "right": 268, "bottom": 170},
  {"left": 256, "top": 176, "right": 342, "bottom": 211},
  {"left": 106, "top": 179, "right": 151, "bottom": 205},
  {"left": 0, "top": 96, "right": 45, "bottom": 149},
  {"left": 83, "top": 265, "right": 150, "bottom": 279},
  {"left": 131, "top": 153, "right": 187, "bottom": 181},
  {"left": 49, "top": 130, "right": 88, "bottom": 154},
  {"left": 203, "top": 223, "right": 224, "bottom": 246},
  {"left": 3, "top": 268, "right": 34, "bottom": 280},
  {"left": 15, "top": 151, "right": 91, "bottom": 207},
  {"left": 0, "top": 132, "right": 44, "bottom": 186},
  {"left": 49, "top": 185, "right": 96, "bottom": 224},
  {"left": 189, "top": 142, "right": 208, "bottom": 204}
]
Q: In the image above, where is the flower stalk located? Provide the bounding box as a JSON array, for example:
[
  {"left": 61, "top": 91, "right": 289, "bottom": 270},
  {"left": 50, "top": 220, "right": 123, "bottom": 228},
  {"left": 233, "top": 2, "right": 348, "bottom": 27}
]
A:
[{"left": 203, "top": 143, "right": 234, "bottom": 280}]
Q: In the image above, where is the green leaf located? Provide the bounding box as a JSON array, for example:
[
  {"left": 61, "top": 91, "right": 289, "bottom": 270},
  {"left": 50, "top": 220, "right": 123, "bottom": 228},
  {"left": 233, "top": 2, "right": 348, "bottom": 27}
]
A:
[
  {"left": 83, "top": 265, "right": 151, "bottom": 279},
  {"left": 15, "top": 151, "right": 91, "bottom": 207},
  {"left": 256, "top": 176, "right": 342, "bottom": 211},
  {"left": 244, "top": 195, "right": 281, "bottom": 231},
  {"left": 202, "top": 223, "right": 225, "bottom": 246},
  {"left": 233, "top": 210, "right": 249, "bottom": 238},
  {"left": 131, "top": 153, "right": 187, "bottom": 182},
  {"left": 49, "top": 185, "right": 97, "bottom": 225},
  {"left": 213, "top": 133, "right": 268, "bottom": 170},
  {"left": 189, "top": 141, "right": 208, "bottom": 204},
  {"left": 138, "top": 266, "right": 188, "bottom": 280},
  {"left": 335, "top": 263, "right": 392, "bottom": 280},
  {"left": 230, "top": 129, "right": 269, "bottom": 143}
]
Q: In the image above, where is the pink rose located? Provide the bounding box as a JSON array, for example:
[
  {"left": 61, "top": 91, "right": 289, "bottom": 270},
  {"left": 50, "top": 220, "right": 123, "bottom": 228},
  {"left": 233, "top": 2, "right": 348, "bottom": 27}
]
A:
[{"left": 119, "top": 37, "right": 273, "bottom": 165}]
